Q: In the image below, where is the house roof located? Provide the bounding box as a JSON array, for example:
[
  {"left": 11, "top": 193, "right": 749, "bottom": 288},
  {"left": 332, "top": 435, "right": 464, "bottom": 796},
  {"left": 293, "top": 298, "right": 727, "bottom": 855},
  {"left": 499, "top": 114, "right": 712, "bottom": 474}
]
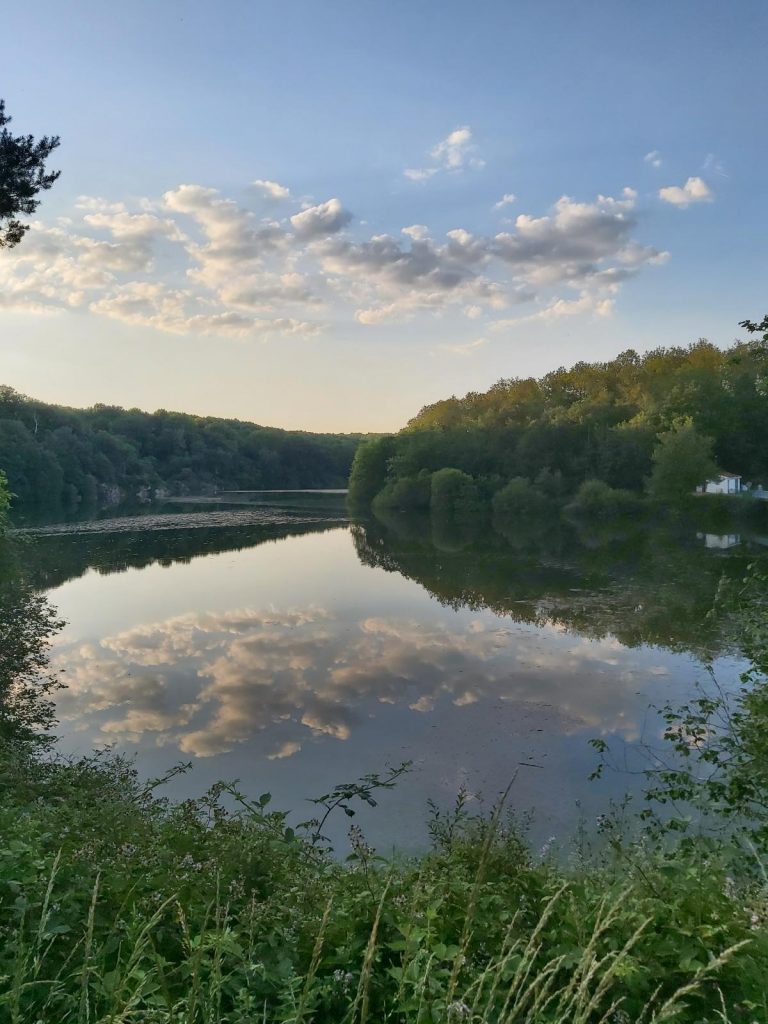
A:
[{"left": 718, "top": 472, "right": 741, "bottom": 479}]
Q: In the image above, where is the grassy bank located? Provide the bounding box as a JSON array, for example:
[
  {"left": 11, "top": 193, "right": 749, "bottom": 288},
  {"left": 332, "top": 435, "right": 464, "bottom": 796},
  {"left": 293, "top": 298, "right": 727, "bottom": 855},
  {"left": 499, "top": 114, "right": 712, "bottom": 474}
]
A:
[{"left": 2, "top": 738, "right": 767, "bottom": 1023}]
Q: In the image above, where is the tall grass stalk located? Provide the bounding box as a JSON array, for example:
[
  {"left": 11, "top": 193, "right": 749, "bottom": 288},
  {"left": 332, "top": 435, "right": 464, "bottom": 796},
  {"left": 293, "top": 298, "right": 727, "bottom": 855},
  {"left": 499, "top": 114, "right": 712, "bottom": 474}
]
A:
[
  {"left": 294, "top": 897, "right": 333, "bottom": 1023},
  {"left": 77, "top": 872, "right": 100, "bottom": 1024},
  {"left": 349, "top": 878, "right": 390, "bottom": 1024}
]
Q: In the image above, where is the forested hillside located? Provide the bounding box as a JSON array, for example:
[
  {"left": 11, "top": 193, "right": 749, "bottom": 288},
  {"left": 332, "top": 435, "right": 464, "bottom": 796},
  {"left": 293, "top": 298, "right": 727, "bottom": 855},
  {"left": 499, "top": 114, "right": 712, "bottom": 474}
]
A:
[
  {"left": 349, "top": 333, "right": 768, "bottom": 516},
  {"left": 0, "top": 387, "right": 364, "bottom": 516}
]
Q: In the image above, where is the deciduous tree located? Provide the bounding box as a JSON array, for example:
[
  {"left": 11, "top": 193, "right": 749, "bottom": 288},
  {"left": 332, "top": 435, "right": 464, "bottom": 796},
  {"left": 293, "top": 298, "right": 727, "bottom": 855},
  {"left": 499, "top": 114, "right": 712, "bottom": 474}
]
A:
[{"left": 647, "top": 417, "right": 718, "bottom": 505}]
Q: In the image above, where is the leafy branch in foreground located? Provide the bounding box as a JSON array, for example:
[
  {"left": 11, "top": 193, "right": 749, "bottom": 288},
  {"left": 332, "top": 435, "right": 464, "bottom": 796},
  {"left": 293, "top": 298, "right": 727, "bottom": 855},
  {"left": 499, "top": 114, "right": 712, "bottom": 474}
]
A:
[
  {"left": 302, "top": 761, "right": 413, "bottom": 847},
  {"left": 738, "top": 313, "right": 768, "bottom": 348}
]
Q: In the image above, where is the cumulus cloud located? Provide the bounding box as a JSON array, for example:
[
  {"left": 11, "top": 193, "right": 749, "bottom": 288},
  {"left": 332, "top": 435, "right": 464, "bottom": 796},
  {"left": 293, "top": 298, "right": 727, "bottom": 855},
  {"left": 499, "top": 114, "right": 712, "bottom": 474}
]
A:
[
  {"left": 644, "top": 150, "right": 662, "bottom": 168},
  {"left": 267, "top": 740, "right": 302, "bottom": 760},
  {"left": 404, "top": 125, "right": 484, "bottom": 181},
  {"left": 0, "top": 176, "right": 668, "bottom": 337},
  {"left": 290, "top": 198, "right": 352, "bottom": 239},
  {"left": 658, "top": 176, "right": 713, "bottom": 207},
  {"left": 252, "top": 178, "right": 291, "bottom": 200},
  {"left": 431, "top": 126, "right": 484, "bottom": 170},
  {"left": 492, "top": 292, "right": 615, "bottom": 329},
  {"left": 230, "top": 185, "right": 661, "bottom": 327},
  {"left": 494, "top": 193, "right": 517, "bottom": 209},
  {"left": 402, "top": 224, "right": 430, "bottom": 241},
  {"left": 493, "top": 192, "right": 640, "bottom": 279},
  {"left": 164, "top": 184, "right": 286, "bottom": 268},
  {"left": 88, "top": 282, "right": 317, "bottom": 338},
  {"left": 217, "top": 272, "right": 319, "bottom": 311}
]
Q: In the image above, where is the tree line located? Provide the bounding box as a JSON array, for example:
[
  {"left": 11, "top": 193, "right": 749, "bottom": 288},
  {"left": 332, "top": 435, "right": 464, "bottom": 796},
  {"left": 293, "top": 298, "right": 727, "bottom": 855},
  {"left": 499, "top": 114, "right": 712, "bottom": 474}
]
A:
[
  {"left": 349, "top": 323, "right": 768, "bottom": 524},
  {"left": 0, "top": 387, "right": 365, "bottom": 517}
]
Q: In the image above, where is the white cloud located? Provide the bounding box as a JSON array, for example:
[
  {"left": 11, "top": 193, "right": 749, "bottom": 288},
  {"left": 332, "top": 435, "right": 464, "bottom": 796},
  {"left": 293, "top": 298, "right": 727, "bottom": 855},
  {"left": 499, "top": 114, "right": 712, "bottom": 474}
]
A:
[
  {"left": 658, "top": 176, "right": 713, "bottom": 207},
  {"left": 290, "top": 198, "right": 352, "bottom": 238},
  {"left": 431, "top": 126, "right": 483, "bottom": 170},
  {"left": 437, "top": 337, "right": 489, "bottom": 355},
  {"left": 403, "top": 167, "right": 438, "bottom": 182},
  {"left": 402, "top": 224, "right": 430, "bottom": 241},
  {"left": 320, "top": 229, "right": 507, "bottom": 325},
  {"left": 494, "top": 193, "right": 517, "bottom": 209},
  {"left": 217, "top": 271, "right": 319, "bottom": 311},
  {"left": 267, "top": 740, "right": 302, "bottom": 760},
  {"left": 164, "top": 184, "right": 286, "bottom": 266},
  {"left": 492, "top": 291, "right": 615, "bottom": 329},
  {"left": 252, "top": 178, "right": 291, "bottom": 200},
  {"left": 404, "top": 125, "right": 484, "bottom": 181},
  {"left": 644, "top": 150, "right": 662, "bottom": 168},
  {"left": 0, "top": 178, "right": 668, "bottom": 337},
  {"left": 89, "top": 282, "right": 318, "bottom": 338},
  {"left": 490, "top": 191, "right": 662, "bottom": 299},
  {"left": 89, "top": 282, "right": 189, "bottom": 332}
]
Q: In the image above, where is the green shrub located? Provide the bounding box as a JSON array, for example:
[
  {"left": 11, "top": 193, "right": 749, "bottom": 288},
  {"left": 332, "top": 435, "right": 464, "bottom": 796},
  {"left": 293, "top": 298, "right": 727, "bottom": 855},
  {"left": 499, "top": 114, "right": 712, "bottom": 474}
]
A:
[
  {"left": 692, "top": 491, "right": 767, "bottom": 533},
  {"left": 347, "top": 435, "right": 396, "bottom": 508},
  {"left": 373, "top": 470, "right": 432, "bottom": 511},
  {"left": 564, "top": 478, "right": 645, "bottom": 520},
  {"left": 492, "top": 477, "right": 549, "bottom": 524},
  {"left": 647, "top": 418, "right": 718, "bottom": 506},
  {"left": 0, "top": 470, "right": 10, "bottom": 533},
  {"left": 430, "top": 467, "right": 482, "bottom": 521}
]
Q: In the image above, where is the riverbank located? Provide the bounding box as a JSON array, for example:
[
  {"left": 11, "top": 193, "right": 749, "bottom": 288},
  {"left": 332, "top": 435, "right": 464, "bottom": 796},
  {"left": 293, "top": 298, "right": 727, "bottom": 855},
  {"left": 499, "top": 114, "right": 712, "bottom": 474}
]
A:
[{"left": 2, "top": 733, "right": 767, "bottom": 1023}]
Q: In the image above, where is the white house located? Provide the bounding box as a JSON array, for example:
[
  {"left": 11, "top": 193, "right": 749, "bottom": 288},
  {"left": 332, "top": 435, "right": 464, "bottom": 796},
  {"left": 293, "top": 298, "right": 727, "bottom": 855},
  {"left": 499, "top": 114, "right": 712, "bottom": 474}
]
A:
[
  {"left": 696, "top": 532, "right": 741, "bottom": 549},
  {"left": 698, "top": 473, "right": 742, "bottom": 495}
]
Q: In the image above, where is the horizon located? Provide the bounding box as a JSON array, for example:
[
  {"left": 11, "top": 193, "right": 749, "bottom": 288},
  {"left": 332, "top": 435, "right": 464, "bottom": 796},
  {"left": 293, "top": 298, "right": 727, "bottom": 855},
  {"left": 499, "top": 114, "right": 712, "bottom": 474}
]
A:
[
  {"left": 2, "top": 0, "right": 767, "bottom": 432},
  {"left": 0, "top": 330, "right": 755, "bottom": 438}
]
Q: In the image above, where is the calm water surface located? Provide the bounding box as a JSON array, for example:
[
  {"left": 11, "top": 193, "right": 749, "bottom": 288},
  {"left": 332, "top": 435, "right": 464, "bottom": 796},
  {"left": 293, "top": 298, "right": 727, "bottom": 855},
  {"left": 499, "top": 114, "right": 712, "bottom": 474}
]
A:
[{"left": 22, "top": 494, "right": 756, "bottom": 852}]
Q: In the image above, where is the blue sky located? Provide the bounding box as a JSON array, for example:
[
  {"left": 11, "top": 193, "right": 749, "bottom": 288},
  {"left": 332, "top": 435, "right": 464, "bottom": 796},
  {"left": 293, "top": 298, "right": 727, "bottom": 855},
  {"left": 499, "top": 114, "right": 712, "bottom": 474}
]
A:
[{"left": 2, "top": 0, "right": 766, "bottom": 431}]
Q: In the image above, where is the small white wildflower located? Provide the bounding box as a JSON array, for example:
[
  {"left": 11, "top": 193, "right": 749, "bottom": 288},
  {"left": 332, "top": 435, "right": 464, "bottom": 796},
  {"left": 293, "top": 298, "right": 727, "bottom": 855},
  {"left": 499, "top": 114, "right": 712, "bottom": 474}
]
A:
[
  {"left": 228, "top": 877, "right": 245, "bottom": 898},
  {"left": 539, "top": 835, "right": 556, "bottom": 859},
  {"left": 447, "top": 1001, "right": 471, "bottom": 1022}
]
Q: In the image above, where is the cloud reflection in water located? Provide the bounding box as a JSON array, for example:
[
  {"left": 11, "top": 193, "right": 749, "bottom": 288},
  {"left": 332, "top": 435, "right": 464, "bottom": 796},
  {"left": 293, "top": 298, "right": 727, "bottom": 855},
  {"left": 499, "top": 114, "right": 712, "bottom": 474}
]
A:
[{"left": 55, "top": 602, "right": 680, "bottom": 759}]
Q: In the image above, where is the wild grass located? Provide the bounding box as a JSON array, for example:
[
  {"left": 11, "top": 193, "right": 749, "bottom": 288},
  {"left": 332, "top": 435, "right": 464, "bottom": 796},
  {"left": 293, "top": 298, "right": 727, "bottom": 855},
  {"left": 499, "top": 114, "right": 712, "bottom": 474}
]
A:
[{"left": 1, "top": 742, "right": 767, "bottom": 1023}]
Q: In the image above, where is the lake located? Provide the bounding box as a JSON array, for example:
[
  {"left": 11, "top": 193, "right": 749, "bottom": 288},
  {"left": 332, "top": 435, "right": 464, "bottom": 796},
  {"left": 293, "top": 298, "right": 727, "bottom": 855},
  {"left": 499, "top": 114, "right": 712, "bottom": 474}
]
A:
[{"left": 18, "top": 493, "right": 756, "bottom": 854}]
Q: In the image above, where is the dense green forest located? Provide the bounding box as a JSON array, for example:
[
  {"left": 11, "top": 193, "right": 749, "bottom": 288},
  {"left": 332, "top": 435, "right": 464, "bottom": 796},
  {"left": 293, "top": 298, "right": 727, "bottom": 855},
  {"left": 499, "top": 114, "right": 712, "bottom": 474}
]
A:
[
  {"left": 349, "top": 331, "right": 768, "bottom": 520},
  {"left": 0, "top": 387, "right": 364, "bottom": 517}
]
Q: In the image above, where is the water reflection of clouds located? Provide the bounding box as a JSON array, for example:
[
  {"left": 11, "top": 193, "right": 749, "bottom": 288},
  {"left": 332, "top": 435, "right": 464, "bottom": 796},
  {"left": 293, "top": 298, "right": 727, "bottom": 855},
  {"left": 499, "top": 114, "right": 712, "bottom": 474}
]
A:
[{"left": 54, "top": 602, "right": 687, "bottom": 759}]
